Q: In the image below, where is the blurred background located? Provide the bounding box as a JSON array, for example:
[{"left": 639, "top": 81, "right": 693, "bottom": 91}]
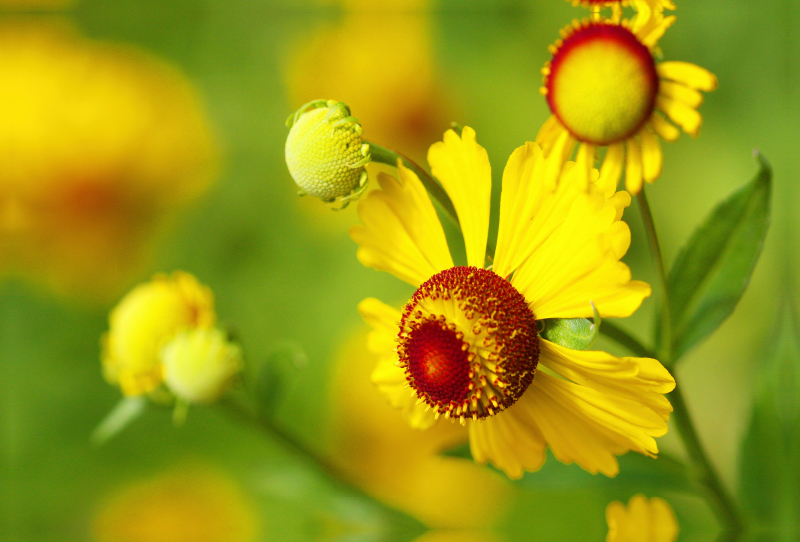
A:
[{"left": 1, "top": 0, "right": 796, "bottom": 541}]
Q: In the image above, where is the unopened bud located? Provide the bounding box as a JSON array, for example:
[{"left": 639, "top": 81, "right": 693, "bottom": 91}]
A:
[
  {"left": 161, "top": 328, "right": 243, "bottom": 404},
  {"left": 285, "top": 100, "right": 371, "bottom": 208}
]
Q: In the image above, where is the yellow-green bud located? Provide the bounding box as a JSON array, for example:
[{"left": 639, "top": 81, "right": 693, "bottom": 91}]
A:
[
  {"left": 161, "top": 328, "right": 243, "bottom": 403},
  {"left": 285, "top": 100, "right": 371, "bottom": 209}
]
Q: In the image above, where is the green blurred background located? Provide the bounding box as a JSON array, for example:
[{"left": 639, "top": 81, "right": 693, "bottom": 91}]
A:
[{"left": 1, "top": 0, "right": 796, "bottom": 541}]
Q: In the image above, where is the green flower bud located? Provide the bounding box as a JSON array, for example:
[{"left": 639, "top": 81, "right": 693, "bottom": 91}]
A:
[
  {"left": 285, "top": 99, "right": 371, "bottom": 209},
  {"left": 539, "top": 302, "right": 602, "bottom": 350}
]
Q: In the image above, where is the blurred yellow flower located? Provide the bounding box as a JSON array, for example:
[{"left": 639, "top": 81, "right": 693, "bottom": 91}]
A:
[
  {"left": 606, "top": 494, "right": 679, "bottom": 542},
  {"left": 538, "top": 15, "right": 717, "bottom": 193},
  {"left": 161, "top": 328, "right": 243, "bottom": 404},
  {"left": 0, "top": 22, "right": 218, "bottom": 300},
  {"left": 327, "top": 328, "right": 516, "bottom": 530},
  {"left": 102, "top": 271, "right": 215, "bottom": 397},
  {"left": 92, "top": 464, "right": 260, "bottom": 542},
  {"left": 284, "top": 12, "right": 450, "bottom": 165},
  {"left": 352, "top": 127, "right": 674, "bottom": 479}
]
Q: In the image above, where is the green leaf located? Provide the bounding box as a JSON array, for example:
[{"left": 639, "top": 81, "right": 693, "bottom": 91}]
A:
[
  {"left": 90, "top": 396, "right": 147, "bottom": 446},
  {"left": 738, "top": 307, "right": 800, "bottom": 539},
  {"left": 667, "top": 152, "right": 772, "bottom": 360},
  {"left": 252, "top": 341, "right": 308, "bottom": 419}
]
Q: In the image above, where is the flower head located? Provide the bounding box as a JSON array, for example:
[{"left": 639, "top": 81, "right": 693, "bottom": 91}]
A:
[
  {"left": 606, "top": 494, "right": 679, "bottom": 542},
  {"left": 102, "top": 272, "right": 215, "bottom": 396},
  {"left": 538, "top": 15, "right": 717, "bottom": 193},
  {"left": 285, "top": 99, "right": 371, "bottom": 208},
  {"left": 161, "top": 328, "right": 243, "bottom": 404},
  {"left": 351, "top": 127, "right": 675, "bottom": 478}
]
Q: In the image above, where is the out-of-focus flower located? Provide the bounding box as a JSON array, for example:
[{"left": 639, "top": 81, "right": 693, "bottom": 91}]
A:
[
  {"left": 567, "top": 0, "right": 675, "bottom": 18},
  {"left": 537, "top": 15, "right": 717, "bottom": 193},
  {"left": 352, "top": 127, "right": 674, "bottom": 479},
  {"left": 161, "top": 328, "right": 243, "bottom": 404},
  {"left": 102, "top": 272, "right": 215, "bottom": 397},
  {"left": 285, "top": 100, "right": 371, "bottom": 208},
  {"left": 0, "top": 22, "right": 218, "bottom": 300},
  {"left": 327, "top": 328, "right": 516, "bottom": 530},
  {"left": 606, "top": 494, "right": 679, "bottom": 542},
  {"left": 284, "top": 11, "right": 450, "bottom": 164},
  {"left": 92, "top": 464, "right": 260, "bottom": 542}
]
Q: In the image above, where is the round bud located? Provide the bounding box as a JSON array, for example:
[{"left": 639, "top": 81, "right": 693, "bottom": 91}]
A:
[{"left": 285, "top": 100, "right": 371, "bottom": 208}]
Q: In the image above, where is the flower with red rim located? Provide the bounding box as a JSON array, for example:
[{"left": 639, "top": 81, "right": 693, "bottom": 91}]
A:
[
  {"left": 538, "top": 15, "right": 717, "bottom": 194},
  {"left": 351, "top": 127, "right": 675, "bottom": 478}
]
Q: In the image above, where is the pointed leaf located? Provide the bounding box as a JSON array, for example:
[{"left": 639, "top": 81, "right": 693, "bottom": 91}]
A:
[{"left": 668, "top": 152, "right": 771, "bottom": 359}]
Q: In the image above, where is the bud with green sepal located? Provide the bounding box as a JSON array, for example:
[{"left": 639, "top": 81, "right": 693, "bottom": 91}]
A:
[
  {"left": 285, "top": 99, "right": 371, "bottom": 209},
  {"left": 539, "top": 302, "right": 602, "bottom": 350}
]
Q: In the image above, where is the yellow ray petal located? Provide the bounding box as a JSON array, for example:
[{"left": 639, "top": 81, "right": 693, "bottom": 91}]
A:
[
  {"left": 510, "top": 186, "right": 650, "bottom": 319},
  {"left": 657, "top": 61, "right": 718, "bottom": 91},
  {"left": 659, "top": 80, "right": 704, "bottom": 108},
  {"left": 359, "top": 298, "right": 439, "bottom": 430},
  {"left": 625, "top": 136, "right": 644, "bottom": 194},
  {"left": 528, "top": 373, "right": 664, "bottom": 476},
  {"left": 427, "top": 127, "right": 491, "bottom": 268},
  {"left": 539, "top": 339, "right": 674, "bottom": 423},
  {"left": 468, "top": 390, "right": 547, "bottom": 479},
  {"left": 494, "top": 142, "right": 582, "bottom": 278},
  {"left": 350, "top": 165, "right": 453, "bottom": 287},
  {"left": 651, "top": 497, "right": 680, "bottom": 542},
  {"left": 637, "top": 14, "right": 676, "bottom": 48},
  {"left": 639, "top": 127, "right": 663, "bottom": 182},
  {"left": 649, "top": 113, "right": 680, "bottom": 142},
  {"left": 656, "top": 95, "right": 702, "bottom": 137},
  {"left": 598, "top": 142, "right": 624, "bottom": 198}
]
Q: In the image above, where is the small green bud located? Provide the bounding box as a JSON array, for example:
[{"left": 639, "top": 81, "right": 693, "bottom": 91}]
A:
[
  {"left": 539, "top": 302, "right": 602, "bottom": 350},
  {"left": 285, "top": 99, "right": 371, "bottom": 209}
]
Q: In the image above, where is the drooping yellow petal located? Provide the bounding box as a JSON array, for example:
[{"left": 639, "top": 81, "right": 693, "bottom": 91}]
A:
[
  {"left": 494, "top": 142, "right": 582, "bottom": 279},
  {"left": 468, "top": 390, "right": 547, "bottom": 479},
  {"left": 639, "top": 127, "right": 663, "bottom": 182},
  {"left": 527, "top": 373, "right": 665, "bottom": 476},
  {"left": 539, "top": 339, "right": 674, "bottom": 423},
  {"left": 649, "top": 113, "right": 680, "bottom": 142},
  {"left": 658, "top": 80, "right": 704, "bottom": 108},
  {"left": 510, "top": 185, "right": 650, "bottom": 319},
  {"left": 359, "top": 298, "right": 439, "bottom": 430},
  {"left": 427, "top": 126, "right": 491, "bottom": 268},
  {"left": 657, "top": 61, "right": 718, "bottom": 91},
  {"left": 350, "top": 164, "right": 453, "bottom": 287},
  {"left": 598, "top": 143, "right": 624, "bottom": 198},
  {"left": 625, "top": 136, "right": 644, "bottom": 194},
  {"left": 562, "top": 142, "right": 595, "bottom": 191},
  {"left": 636, "top": 14, "right": 676, "bottom": 48},
  {"left": 656, "top": 95, "right": 702, "bottom": 137}
]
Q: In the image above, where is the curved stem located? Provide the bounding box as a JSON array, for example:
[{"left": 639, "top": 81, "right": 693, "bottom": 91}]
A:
[
  {"left": 219, "top": 395, "right": 361, "bottom": 496},
  {"left": 367, "top": 142, "right": 459, "bottom": 227},
  {"left": 669, "top": 386, "right": 744, "bottom": 534},
  {"left": 636, "top": 188, "right": 672, "bottom": 363},
  {"left": 636, "top": 188, "right": 743, "bottom": 535},
  {"left": 599, "top": 321, "right": 655, "bottom": 359}
]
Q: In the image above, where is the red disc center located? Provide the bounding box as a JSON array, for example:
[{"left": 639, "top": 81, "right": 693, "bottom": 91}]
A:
[{"left": 405, "top": 320, "right": 471, "bottom": 406}]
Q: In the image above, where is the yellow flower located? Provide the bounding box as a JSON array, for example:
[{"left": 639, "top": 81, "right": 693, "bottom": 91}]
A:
[
  {"left": 606, "top": 494, "right": 679, "bottom": 542},
  {"left": 0, "top": 22, "right": 218, "bottom": 300},
  {"left": 537, "top": 15, "right": 717, "bottom": 194},
  {"left": 161, "top": 328, "right": 243, "bottom": 404},
  {"left": 102, "top": 272, "right": 215, "bottom": 397},
  {"left": 92, "top": 464, "right": 260, "bottom": 542},
  {"left": 351, "top": 127, "right": 675, "bottom": 478}
]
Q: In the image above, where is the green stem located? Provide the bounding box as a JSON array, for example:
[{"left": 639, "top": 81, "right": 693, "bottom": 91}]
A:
[
  {"left": 635, "top": 188, "right": 743, "bottom": 535},
  {"left": 219, "top": 396, "right": 359, "bottom": 496},
  {"left": 669, "top": 386, "right": 744, "bottom": 534},
  {"left": 367, "top": 142, "right": 459, "bottom": 228},
  {"left": 599, "top": 321, "right": 655, "bottom": 359},
  {"left": 636, "top": 188, "right": 672, "bottom": 363}
]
